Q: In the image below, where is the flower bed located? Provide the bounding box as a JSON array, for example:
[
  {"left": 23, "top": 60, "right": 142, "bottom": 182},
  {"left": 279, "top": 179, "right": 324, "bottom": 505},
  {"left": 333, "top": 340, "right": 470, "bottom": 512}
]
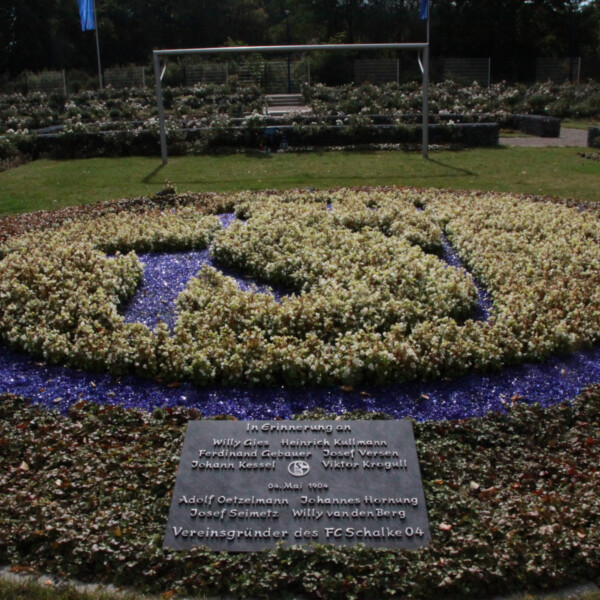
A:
[
  {"left": 0, "top": 84, "right": 264, "bottom": 134},
  {"left": 2, "top": 80, "right": 599, "bottom": 159},
  {"left": 1, "top": 188, "right": 600, "bottom": 389},
  {"left": 4, "top": 80, "right": 597, "bottom": 137},
  {"left": 0, "top": 188, "right": 599, "bottom": 598},
  {"left": 306, "top": 80, "right": 600, "bottom": 122}
]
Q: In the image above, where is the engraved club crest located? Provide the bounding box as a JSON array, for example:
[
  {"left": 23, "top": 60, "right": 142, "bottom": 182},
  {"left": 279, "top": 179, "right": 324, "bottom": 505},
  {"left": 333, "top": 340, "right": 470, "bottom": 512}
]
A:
[{"left": 288, "top": 460, "right": 310, "bottom": 477}]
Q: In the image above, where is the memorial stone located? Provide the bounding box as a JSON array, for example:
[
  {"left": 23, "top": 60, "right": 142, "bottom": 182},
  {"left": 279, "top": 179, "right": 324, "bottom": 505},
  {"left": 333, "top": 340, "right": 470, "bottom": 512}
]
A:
[{"left": 164, "top": 420, "right": 431, "bottom": 552}]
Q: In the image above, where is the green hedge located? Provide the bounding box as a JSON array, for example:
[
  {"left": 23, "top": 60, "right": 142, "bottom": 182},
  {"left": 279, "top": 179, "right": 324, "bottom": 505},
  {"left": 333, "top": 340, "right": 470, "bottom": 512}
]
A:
[
  {"left": 512, "top": 115, "right": 561, "bottom": 138},
  {"left": 589, "top": 127, "right": 600, "bottom": 149},
  {"left": 5, "top": 122, "right": 498, "bottom": 161}
]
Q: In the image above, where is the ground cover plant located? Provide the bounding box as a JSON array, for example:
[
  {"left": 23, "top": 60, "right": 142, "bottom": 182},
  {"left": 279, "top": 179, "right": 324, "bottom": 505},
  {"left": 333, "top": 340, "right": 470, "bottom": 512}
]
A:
[
  {"left": 0, "top": 388, "right": 598, "bottom": 599},
  {"left": 1, "top": 188, "right": 599, "bottom": 388}
]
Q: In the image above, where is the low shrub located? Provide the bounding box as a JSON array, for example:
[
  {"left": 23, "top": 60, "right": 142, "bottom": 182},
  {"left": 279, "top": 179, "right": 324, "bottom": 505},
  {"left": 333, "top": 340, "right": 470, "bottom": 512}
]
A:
[
  {"left": 589, "top": 127, "right": 600, "bottom": 149},
  {"left": 512, "top": 114, "right": 561, "bottom": 138},
  {"left": 10, "top": 121, "right": 496, "bottom": 159}
]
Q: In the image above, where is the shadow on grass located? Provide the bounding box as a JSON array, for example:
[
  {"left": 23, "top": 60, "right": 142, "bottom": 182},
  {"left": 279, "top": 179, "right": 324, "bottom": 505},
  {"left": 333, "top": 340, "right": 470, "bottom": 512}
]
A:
[
  {"left": 243, "top": 150, "right": 275, "bottom": 159},
  {"left": 425, "top": 157, "right": 477, "bottom": 177},
  {"left": 141, "top": 147, "right": 510, "bottom": 187},
  {"left": 142, "top": 162, "right": 166, "bottom": 184}
]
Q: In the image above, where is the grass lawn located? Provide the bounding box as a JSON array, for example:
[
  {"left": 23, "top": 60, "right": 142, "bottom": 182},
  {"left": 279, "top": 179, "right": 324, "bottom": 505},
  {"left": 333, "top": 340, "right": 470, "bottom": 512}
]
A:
[
  {"left": 1, "top": 146, "right": 599, "bottom": 217},
  {"left": 0, "top": 578, "right": 156, "bottom": 600},
  {"left": 562, "top": 118, "right": 600, "bottom": 130}
]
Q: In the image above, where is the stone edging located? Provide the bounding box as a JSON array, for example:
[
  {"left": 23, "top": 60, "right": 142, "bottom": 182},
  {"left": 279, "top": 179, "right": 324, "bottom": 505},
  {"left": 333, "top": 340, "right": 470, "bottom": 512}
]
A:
[{"left": 1, "top": 565, "right": 599, "bottom": 600}]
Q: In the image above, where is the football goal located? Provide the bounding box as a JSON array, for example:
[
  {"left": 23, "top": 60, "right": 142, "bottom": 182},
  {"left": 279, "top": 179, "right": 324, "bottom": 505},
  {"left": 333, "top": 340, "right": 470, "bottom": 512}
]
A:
[{"left": 153, "top": 42, "right": 430, "bottom": 163}]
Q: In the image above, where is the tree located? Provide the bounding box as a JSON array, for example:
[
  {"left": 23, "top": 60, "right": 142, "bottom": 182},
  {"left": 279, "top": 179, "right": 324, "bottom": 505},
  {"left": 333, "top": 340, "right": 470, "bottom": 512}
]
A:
[
  {"left": 1, "top": 0, "right": 598, "bottom": 82},
  {"left": 0, "top": 0, "right": 80, "bottom": 75}
]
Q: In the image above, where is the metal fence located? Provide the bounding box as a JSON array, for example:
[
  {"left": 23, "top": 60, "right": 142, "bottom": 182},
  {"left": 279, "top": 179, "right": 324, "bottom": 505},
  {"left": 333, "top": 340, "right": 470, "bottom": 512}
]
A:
[
  {"left": 26, "top": 70, "right": 67, "bottom": 94},
  {"left": 184, "top": 60, "right": 309, "bottom": 93},
  {"left": 354, "top": 59, "right": 399, "bottom": 84},
  {"left": 443, "top": 58, "right": 491, "bottom": 86},
  {"left": 185, "top": 63, "right": 229, "bottom": 85},
  {"left": 14, "top": 55, "right": 591, "bottom": 96},
  {"left": 104, "top": 67, "right": 146, "bottom": 88},
  {"left": 536, "top": 57, "right": 581, "bottom": 85}
]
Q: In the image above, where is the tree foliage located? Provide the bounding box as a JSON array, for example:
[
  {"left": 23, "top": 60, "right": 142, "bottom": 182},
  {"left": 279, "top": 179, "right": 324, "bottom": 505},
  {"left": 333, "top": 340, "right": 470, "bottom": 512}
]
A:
[{"left": 0, "top": 0, "right": 598, "bottom": 79}]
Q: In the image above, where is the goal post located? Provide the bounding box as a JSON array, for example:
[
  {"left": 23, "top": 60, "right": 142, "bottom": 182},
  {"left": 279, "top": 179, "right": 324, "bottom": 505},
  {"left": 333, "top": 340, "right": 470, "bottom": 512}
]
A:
[{"left": 153, "top": 42, "right": 430, "bottom": 164}]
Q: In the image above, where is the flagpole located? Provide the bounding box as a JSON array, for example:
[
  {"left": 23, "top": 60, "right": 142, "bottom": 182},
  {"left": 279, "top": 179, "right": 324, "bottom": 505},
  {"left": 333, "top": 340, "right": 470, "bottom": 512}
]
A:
[
  {"left": 93, "top": 0, "right": 103, "bottom": 89},
  {"left": 422, "top": 0, "right": 430, "bottom": 158}
]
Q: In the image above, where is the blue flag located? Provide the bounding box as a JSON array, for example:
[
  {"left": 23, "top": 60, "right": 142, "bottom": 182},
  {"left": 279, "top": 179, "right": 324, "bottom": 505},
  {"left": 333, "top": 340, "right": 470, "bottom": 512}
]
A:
[
  {"left": 78, "top": 0, "right": 95, "bottom": 31},
  {"left": 420, "top": 0, "right": 428, "bottom": 20}
]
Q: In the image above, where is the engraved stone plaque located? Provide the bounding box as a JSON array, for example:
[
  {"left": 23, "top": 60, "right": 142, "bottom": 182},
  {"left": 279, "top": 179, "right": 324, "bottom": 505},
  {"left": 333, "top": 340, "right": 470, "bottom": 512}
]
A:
[{"left": 163, "top": 420, "right": 430, "bottom": 551}]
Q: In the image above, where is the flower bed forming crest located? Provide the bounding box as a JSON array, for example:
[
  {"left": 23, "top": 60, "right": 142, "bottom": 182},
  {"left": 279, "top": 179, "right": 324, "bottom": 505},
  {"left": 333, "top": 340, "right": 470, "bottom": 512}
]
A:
[{"left": 1, "top": 188, "right": 599, "bottom": 389}]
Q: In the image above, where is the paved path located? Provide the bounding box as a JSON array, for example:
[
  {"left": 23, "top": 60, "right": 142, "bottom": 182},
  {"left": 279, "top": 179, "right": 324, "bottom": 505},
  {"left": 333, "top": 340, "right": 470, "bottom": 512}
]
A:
[{"left": 500, "top": 127, "right": 587, "bottom": 147}]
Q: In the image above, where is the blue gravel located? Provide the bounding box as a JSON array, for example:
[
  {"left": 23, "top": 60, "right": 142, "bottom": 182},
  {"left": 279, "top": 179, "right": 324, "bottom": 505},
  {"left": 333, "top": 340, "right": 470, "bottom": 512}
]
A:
[
  {"left": 441, "top": 235, "right": 493, "bottom": 321},
  {"left": 1, "top": 341, "right": 599, "bottom": 420},
  {"left": 1, "top": 212, "right": 598, "bottom": 420},
  {"left": 122, "top": 249, "right": 213, "bottom": 330},
  {"left": 121, "top": 214, "right": 286, "bottom": 330}
]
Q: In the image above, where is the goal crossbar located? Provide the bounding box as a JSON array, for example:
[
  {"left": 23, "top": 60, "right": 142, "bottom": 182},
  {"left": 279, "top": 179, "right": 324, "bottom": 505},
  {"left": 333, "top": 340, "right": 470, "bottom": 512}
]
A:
[{"left": 153, "top": 42, "right": 430, "bottom": 164}]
